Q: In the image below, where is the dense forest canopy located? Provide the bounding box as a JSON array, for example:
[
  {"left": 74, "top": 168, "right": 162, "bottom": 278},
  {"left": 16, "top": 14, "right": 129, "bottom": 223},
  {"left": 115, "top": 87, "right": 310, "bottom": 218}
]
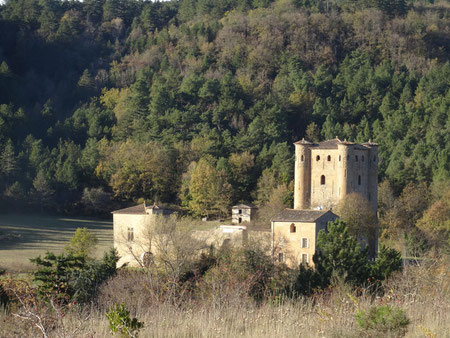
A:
[{"left": 0, "top": 0, "right": 448, "bottom": 215}]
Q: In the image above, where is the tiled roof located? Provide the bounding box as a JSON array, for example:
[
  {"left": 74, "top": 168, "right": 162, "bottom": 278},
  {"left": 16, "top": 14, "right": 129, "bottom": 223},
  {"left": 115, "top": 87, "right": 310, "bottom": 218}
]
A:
[
  {"left": 294, "top": 138, "right": 314, "bottom": 145},
  {"left": 315, "top": 138, "right": 343, "bottom": 149},
  {"left": 294, "top": 137, "right": 375, "bottom": 150},
  {"left": 112, "top": 203, "right": 147, "bottom": 214},
  {"left": 271, "top": 209, "right": 335, "bottom": 222},
  {"left": 112, "top": 203, "right": 166, "bottom": 214},
  {"left": 232, "top": 203, "right": 258, "bottom": 209}
]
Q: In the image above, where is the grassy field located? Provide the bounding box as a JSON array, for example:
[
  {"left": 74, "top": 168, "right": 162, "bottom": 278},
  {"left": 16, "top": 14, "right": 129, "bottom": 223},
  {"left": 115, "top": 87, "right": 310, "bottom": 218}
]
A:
[{"left": 0, "top": 213, "right": 113, "bottom": 272}]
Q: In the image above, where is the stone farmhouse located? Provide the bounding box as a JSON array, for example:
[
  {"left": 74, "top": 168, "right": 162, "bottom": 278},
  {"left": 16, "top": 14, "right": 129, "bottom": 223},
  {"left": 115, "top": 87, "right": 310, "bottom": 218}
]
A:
[
  {"left": 112, "top": 203, "right": 173, "bottom": 267},
  {"left": 112, "top": 137, "right": 378, "bottom": 268}
]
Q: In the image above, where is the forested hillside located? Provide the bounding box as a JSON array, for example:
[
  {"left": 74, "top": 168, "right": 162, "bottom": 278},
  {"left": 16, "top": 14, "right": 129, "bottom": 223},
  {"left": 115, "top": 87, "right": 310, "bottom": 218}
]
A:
[{"left": 0, "top": 0, "right": 448, "bottom": 215}]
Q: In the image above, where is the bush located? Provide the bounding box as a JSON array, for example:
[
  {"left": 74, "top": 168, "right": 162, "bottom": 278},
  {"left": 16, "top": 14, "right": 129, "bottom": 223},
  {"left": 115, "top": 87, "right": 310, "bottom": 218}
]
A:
[
  {"left": 371, "top": 245, "right": 402, "bottom": 281},
  {"left": 65, "top": 227, "right": 98, "bottom": 258},
  {"left": 30, "top": 252, "right": 86, "bottom": 302},
  {"left": 70, "top": 248, "right": 119, "bottom": 304},
  {"left": 106, "top": 303, "right": 143, "bottom": 338},
  {"left": 97, "top": 270, "right": 154, "bottom": 312},
  {"left": 291, "top": 264, "right": 322, "bottom": 296},
  {"left": 30, "top": 248, "right": 118, "bottom": 304},
  {"left": 356, "top": 305, "right": 410, "bottom": 337},
  {"left": 0, "top": 268, "right": 8, "bottom": 309}
]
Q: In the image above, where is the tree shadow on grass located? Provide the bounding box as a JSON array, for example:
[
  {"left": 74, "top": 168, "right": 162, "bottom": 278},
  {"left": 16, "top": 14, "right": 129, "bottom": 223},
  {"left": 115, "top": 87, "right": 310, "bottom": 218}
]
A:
[{"left": 0, "top": 214, "right": 113, "bottom": 250}]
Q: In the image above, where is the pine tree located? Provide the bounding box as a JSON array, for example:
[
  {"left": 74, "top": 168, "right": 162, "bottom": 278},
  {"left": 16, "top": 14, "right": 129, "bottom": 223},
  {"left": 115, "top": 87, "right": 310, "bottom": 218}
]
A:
[{"left": 314, "top": 219, "right": 370, "bottom": 286}]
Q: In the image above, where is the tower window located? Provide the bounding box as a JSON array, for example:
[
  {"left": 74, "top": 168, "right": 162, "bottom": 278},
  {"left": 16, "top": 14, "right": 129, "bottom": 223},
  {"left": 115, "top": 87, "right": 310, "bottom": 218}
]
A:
[
  {"left": 339, "top": 155, "right": 341, "bottom": 161},
  {"left": 278, "top": 252, "right": 284, "bottom": 262},
  {"left": 373, "top": 155, "right": 376, "bottom": 162},
  {"left": 362, "top": 155, "right": 365, "bottom": 162},
  {"left": 327, "top": 155, "right": 331, "bottom": 161},
  {"left": 290, "top": 223, "right": 296, "bottom": 233},
  {"left": 358, "top": 175, "right": 361, "bottom": 185},
  {"left": 355, "top": 155, "right": 358, "bottom": 162},
  {"left": 321, "top": 175, "right": 326, "bottom": 185},
  {"left": 301, "top": 155, "right": 304, "bottom": 161},
  {"left": 347, "top": 155, "right": 350, "bottom": 160},
  {"left": 316, "top": 155, "right": 320, "bottom": 161}
]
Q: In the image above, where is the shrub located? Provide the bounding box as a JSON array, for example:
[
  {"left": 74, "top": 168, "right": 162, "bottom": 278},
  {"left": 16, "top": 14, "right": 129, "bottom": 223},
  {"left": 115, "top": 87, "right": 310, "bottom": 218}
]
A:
[
  {"left": 106, "top": 303, "right": 143, "bottom": 338},
  {"left": 355, "top": 305, "right": 410, "bottom": 337},
  {"left": 371, "top": 245, "right": 402, "bottom": 281},
  {"left": 30, "top": 248, "right": 118, "bottom": 304},
  {"left": 30, "top": 252, "right": 86, "bottom": 302},
  {"left": 291, "top": 264, "right": 322, "bottom": 296},
  {"left": 70, "top": 248, "right": 119, "bottom": 304},
  {"left": 0, "top": 268, "right": 8, "bottom": 309},
  {"left": 97, "top": 270, "right": 154, "bottom": 312},
  {"left": 65, "top": 227, "right": 98, "bottom": 258}
]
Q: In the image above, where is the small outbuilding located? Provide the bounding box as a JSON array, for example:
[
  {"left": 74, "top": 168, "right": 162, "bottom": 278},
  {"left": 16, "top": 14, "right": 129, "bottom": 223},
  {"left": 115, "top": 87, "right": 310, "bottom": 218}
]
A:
[{"left": 231, "top": 203, "right": 257, "bottom": 224}]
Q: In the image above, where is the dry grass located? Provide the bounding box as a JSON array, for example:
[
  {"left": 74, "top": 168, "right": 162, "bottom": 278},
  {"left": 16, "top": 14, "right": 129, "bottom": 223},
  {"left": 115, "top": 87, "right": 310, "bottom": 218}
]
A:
[{"left": 2, "top": 259, "right": 449, "bottom": 338}]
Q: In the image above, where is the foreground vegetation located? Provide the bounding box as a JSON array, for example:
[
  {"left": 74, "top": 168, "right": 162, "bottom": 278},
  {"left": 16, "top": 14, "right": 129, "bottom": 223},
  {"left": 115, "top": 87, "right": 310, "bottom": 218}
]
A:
[
  {"left": 1, "top": 220, "right": 448, "bottom": 337},
  {"left": 1, "top": 251, "right": 448, "bottom": 337}
]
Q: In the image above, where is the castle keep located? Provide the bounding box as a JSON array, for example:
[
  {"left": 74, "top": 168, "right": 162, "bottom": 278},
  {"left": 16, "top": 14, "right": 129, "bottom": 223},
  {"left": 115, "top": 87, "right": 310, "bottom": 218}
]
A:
[
  {"left": 272, "top": 137, "right": 378, "bottom": 267},
  {"left": 294, "top": 137, "right": 378, "bottom": 212}
]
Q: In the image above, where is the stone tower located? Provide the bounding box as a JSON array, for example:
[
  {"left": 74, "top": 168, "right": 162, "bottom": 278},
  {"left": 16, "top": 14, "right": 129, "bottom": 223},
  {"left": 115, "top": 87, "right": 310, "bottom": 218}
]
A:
[{"left": 293, "top": 138, "right": 378, "bottom": 212}]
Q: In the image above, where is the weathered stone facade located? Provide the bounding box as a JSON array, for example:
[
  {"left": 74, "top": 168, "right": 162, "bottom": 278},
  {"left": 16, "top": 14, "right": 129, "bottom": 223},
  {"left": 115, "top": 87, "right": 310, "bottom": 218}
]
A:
[
  {"left": 273, "top": 137, "right": 379, "bottom": 268},
  {"left": 112, "top": 203, "right": 171, "bottom": 267},
  {"left": 271, "top": 210, "right": 338, "bottom": 267},
  {"left": 231, "top": 204, "right": 257, "bottom": 224},
  {"left": 294, "top": 138, "right": 378, "bottom": 212}
]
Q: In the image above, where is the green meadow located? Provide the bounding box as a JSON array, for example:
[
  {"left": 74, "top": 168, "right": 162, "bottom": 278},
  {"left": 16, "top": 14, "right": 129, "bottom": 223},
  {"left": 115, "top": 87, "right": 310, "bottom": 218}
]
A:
[{"left": 0, "top": 214, "right": 113, "bottom": 272}]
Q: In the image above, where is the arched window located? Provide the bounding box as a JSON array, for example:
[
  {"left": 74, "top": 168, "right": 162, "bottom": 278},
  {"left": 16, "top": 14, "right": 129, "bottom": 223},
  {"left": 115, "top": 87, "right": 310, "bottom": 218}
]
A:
[
  {"left": 339, "top": 155, "right": 341, "bottom": 161},
  {"left": 358, "top": 175, "right": 361, "bottom": 185},
  {"left": 355, "top": 155, "right": 359, "bottom": 162},
  {"left": 316, "top": 155, "right": 320, "bottom": 161},
  {"left": 301, "top": 155, "right": 304, "bottom": 161},
  {"left": 327, "top": 155, "right": 331, "bottom": 161},
  {"left": 321, "top": 175, "right": 326, "bottom": 185},
  {"left": 290, "top": 223, "right": 296, "bottom": 233}
]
